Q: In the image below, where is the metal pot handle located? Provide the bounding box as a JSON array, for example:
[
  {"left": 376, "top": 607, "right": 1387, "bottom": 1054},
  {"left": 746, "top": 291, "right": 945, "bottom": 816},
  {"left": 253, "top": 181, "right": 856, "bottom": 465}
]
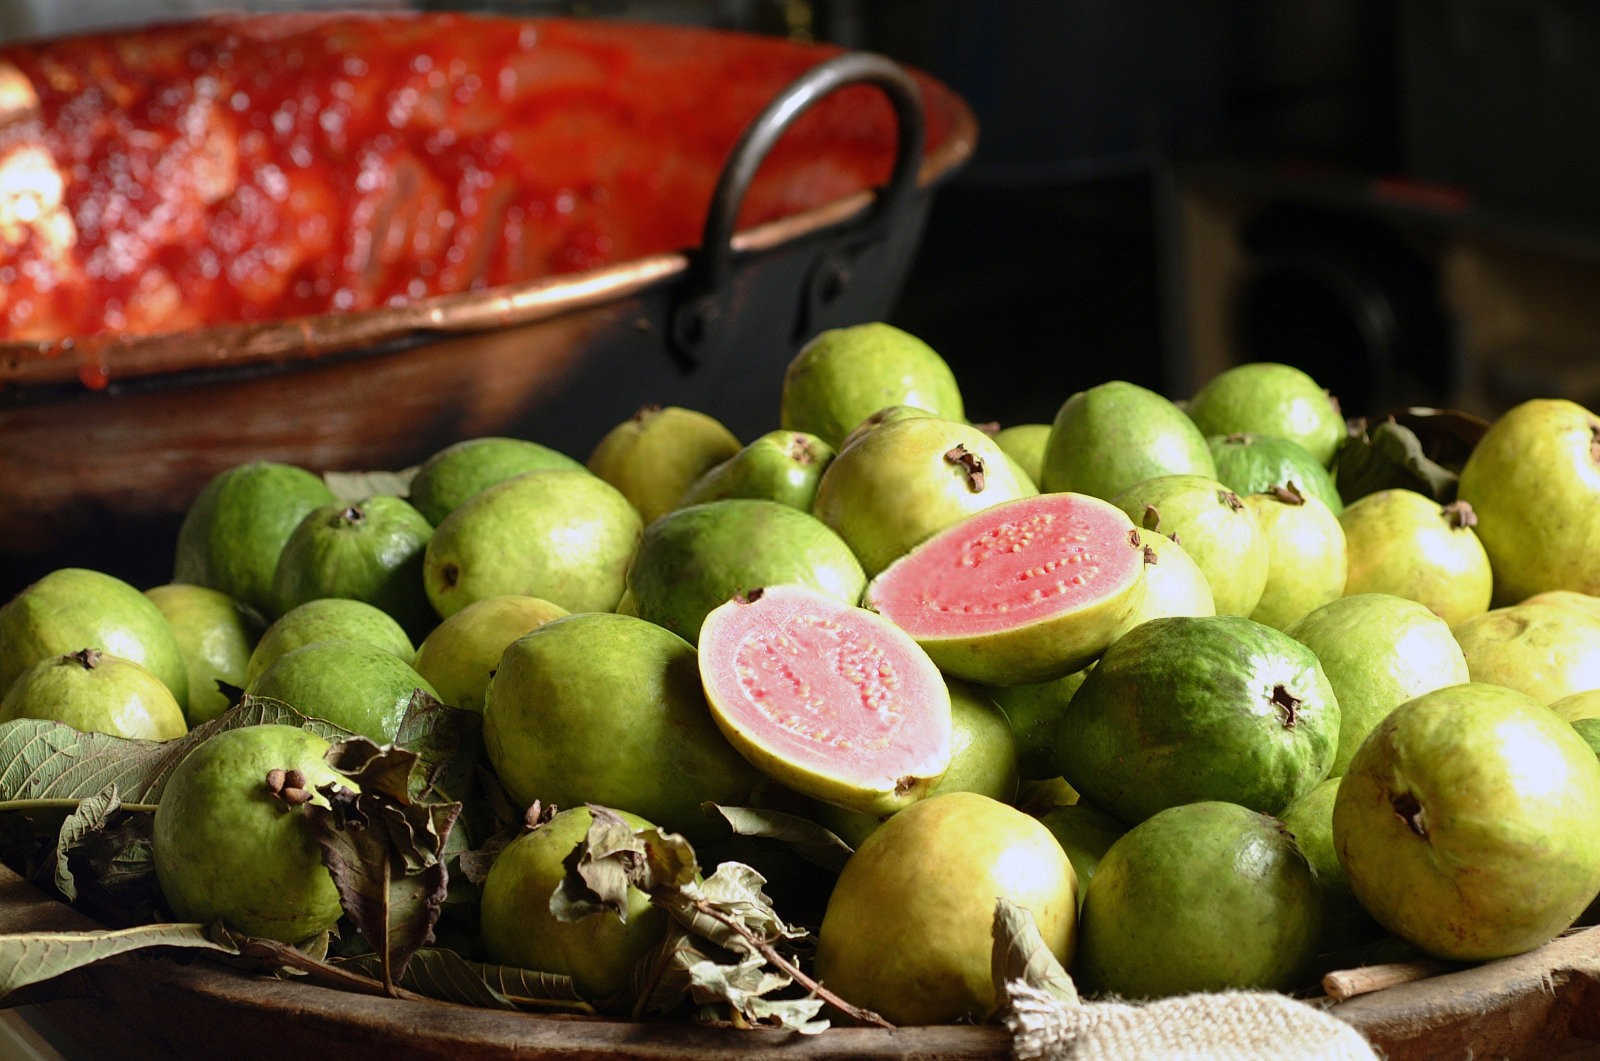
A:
[{"left": 671, "top": 51, "right": 926, "bottom": 363}]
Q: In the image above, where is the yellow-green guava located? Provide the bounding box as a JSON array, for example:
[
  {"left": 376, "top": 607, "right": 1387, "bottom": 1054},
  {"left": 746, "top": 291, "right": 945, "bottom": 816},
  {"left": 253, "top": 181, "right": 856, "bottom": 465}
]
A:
[
  {"left": 246, "top": 598, "right": 414, "bottom": 686},
  {"left": 1451, "top": 602, "right": 1600, "bottom": 706},
  {"left": 269, "top": 496, "right": 435, "bottom": 638},
  {"left": 153, "top": 724, "right": 353, "bottom": 941},
  {"left": 1110, "top": 475, "right": 1268, "bottom": 617},
  {"left": 990, "top": 668, "right": 1090, "bottom": 780},
  {"left": 407, "top": 436, "right": 585, "bottom": 527},
  {"left": 586, "top": 405, "right": 740, "bottom": 525},
  {"left": 479, "top": 806, "right": 669, "bottom": 1004},
  {"left": 145, "top": 584, "right": 263, "bottom": 726},
  {"left": 1339, "top": 489, "right": 1491, "bottom": 627},
  {"left": 1041, "top": 381, "right": 1216, "bottom": 501},
  {"left": 1333, "top": 682, "right": 1600, "bottom": 960},
  {"left": 992, "top": 423, "right": 1051, "bottom": 487},
  {"left": 1036, "top": 801, "right": 1125, "bottom": 907},
  {"left": 1184, "top": 362, "right": 1345, "bottom": 465},
  {"left": 1523, "top": 590, "right": 1600, "bottom": 622},
  {"left": 835, "top": 404, "right": 936, "bottom": 453},
  {"left": 0, "top": 649, "right": 186, "bottom": 740},
  {"left": 779, "top": 323, "right": 964, "bottom": 449},
  {"left": 1552, "top": 690, "right": 1600, "bottom": 757},
  {"left": 678, "top": 429, "right": 835, "bottom": 512},
  {"left": 1107, "top": 529, "right": 1216, "bottom": 642},
  {"left": 1278, "top": 776, "right": 1379, "bottom": 948},
  {"left": 814, "top": 792, "right": 1076, "bottom": 1025},
  {"left": 246, "top": 640, "right": 439, "bottom": 742},
  {"left": 1207, "top": 433, "right": 1343, "bottom": 514},
  {"left": 1243, "top": 488, "right": 1347, "bottom": 632},
  {"left": 411, "top": 596, "right": 567, "bottom": 713}
]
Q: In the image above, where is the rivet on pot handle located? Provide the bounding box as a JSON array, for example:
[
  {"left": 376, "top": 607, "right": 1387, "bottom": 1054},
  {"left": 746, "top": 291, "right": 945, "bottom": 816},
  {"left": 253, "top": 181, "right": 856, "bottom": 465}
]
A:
[{"left": 671, "top": 51, "right": 926, "bottom": 365}]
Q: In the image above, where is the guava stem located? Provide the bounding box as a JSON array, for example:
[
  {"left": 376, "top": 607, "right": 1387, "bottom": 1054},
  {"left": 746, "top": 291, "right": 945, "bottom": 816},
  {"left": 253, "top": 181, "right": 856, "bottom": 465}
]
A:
[
  {"left": 230, "top": 936, "right": 432, "bottom": 1002},
  {"left": 1322, "top": 958, "right": 1451, "bottom": 1002},
  {"left": 687, "top": 898, "right": 894, "bottom": 1029}
]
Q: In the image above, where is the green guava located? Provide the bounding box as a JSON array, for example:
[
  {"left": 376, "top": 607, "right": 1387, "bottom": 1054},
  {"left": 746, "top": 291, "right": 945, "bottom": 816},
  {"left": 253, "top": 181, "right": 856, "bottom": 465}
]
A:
[
  {"left": 1207, "top": 433, "right": 1343, "bottom": 514},
  {"left": 835, "top": 404, "right": 936, "bottom": 453},
  {"left": 990, "top": 668, "right": 1089, "bottom": 780},
  {"left": 479, "top": 806, "right": 669, "bottom": 1004},
  {"left": 1551, "top": 690, "right": 1600, "bottom": 757},
  {"left": 0, "top": 649, "right": 187, "bottom": 740},
  {"left": 1036, "top": 801, "right": 1125, "bottom": 906},
  {"left": 1243, "top": 487, "right": 1347, "bottom": 632},
  {"left": 144, "top": 584, "right": 262, "bottom": 726},
  {"left": 1287, "top": 593, "right": 1469, "bottom": 776},
  {"left": 0, "top": 568, "right": 189, "bottom": 712},
  {"left": 1058, "top": 615, "right": 1339, "bottom": 824},
  {"left": 270, "top": 496, "right": 435, "bottom": 638},
  {"left": 1456, "top": 398, "right": 1600, "bottom": 603},
  {"left": 779, "top": 323, "right": 964, "bottom": 449},
  {"left": 813, "top": 416, "right": 1037, "bottom": 576},
  {"left": 246, "top": 640, "right": 439, "bottom": 742},
  {"left": 1333, "top": 682, "right": 1600, "bottom": 960},
  {"left": 153, "top": 724, "right": 353, "bottom": 942},
  {"left": 626, "top": 499, "right": 866, "bottom": 644},
  {"left": 586, "top": 405, "right": 741, "bottom": 525},
  {"left": 1451, "top": 602, "right": 1600, "bottom": 706},
  {"left": 1040, "top": 381, "right": 1216, "bottom": 500},
  {"left": 1339, "top": 489, "right": 1492, "bottom": 628},
  {"left": 677, "top": 429, "right": 835, "bottom": 512},
  {"left": 613, "top": 588, "right": 639, "bottom": 616},
  {"left": 407, "top": 437, "right": 584, "bottom": 526},
  {"left": 483, "top": 613, "right": 760, "bottom": 841},
  {"left": 1110, "top": 475, "right": 1269, "bottom": 617},
  {"left": 1073, "top": 800, "right": 1321, "bottom": 998},
  {"left": 1278, "top": 776, "right": 1379, "bottom": 948},
  {"left": 992, "top": 423, "right": 1051, "bottom": 487},
  {"left": 1106, "top": 529, "right": 1216, "bottom": 642},
  {"left": 424, "top": 469, "right": 641, "bottom": 618},
  {"left": 173, "top": 461, "right": 337, "bottom": 616},
  {"left": 814, "top": 792, "right": 1076, "bottom": 1025},
  {"left": 815, "top": 679, "right": 1021, "bottom": 845},
  {"left": 1184, "top": 362, "right": 1345, "bottom": 466},
  {"left": 1523, "top": 590, "right": 1600, "bottom": 622},
  {"left": 246, "top": 598, "right": 414, "bottom": 686},
  {"left": 411, "top": 596, "right": 567, "bottom": 713}
]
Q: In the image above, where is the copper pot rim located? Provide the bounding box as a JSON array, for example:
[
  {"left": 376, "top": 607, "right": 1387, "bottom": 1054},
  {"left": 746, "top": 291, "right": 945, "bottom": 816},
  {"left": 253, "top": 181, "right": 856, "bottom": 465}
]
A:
[{"left": 0, "top": 91, "right": 976, "bottom": 391}]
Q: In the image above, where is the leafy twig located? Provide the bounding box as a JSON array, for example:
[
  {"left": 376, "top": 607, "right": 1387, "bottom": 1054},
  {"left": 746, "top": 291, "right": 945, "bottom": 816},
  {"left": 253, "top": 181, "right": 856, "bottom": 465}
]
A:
[{"left": 223, "top": 932, "right": 434, "bottom": 1002}]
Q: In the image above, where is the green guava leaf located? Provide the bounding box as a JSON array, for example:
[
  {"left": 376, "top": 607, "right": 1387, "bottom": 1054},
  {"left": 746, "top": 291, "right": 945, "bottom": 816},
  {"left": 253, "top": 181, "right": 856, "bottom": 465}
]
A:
[
  {"left": 339, "top": 947, "right": 591, "bottom": 1012},
  {"left": 1334, "top": 418, "right": 1459, "bottom": 504},
  {"left": 51, "top": 786, "right": 121, "bottom": 902},
  {"left": 48, "top": 786, "right": 161, "bottom": 926},
  {"left": 0, "top": 922, "right": 236, "bottom": 1000},
  {"left": 549, "top": 806, "right": 644, "bottom": 924},
  {"left": 701, "top": 802, "right": 853, "bottom": 872},
  {"left": 322, "top": 466, "right": 420, "bottom": 503},
  {"left": 991, "top": 898, "right": 1078, "bottom": 1007}
]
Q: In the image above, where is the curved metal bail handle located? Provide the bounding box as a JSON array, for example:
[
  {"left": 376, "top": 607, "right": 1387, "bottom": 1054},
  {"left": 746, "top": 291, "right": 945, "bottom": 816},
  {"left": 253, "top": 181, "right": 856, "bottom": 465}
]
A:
[{"left": 673, "top": 52, "right": 926, "bottom": 361}]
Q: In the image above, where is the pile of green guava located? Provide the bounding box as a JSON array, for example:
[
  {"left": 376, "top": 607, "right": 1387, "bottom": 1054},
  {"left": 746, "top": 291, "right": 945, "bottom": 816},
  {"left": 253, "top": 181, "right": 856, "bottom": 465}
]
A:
[{"left": 4, "top": 319, "right": 1600, "bottom": 1038}]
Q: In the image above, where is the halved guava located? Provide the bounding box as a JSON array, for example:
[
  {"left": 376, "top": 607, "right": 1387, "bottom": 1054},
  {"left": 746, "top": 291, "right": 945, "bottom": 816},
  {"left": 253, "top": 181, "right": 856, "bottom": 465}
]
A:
[
  {"left": 697, "top": 585, "right": 953, "bottom": 817},
  {"left": 863, "top": 493, "right": 1147, "bottom": 686}
]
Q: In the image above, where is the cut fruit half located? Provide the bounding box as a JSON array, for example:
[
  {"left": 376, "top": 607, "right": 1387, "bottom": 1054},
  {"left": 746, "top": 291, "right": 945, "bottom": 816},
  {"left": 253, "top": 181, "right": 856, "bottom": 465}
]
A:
[
  {"left": 864, "top": 493, "right": 1147, "bottom": 685},
  {"left": 697, "top": 585, "right": 953, "bottom": 817}
]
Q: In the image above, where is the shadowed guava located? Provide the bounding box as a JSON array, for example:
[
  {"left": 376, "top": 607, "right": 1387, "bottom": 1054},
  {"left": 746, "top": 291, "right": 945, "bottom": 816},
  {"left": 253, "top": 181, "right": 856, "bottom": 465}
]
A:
[
  {"left": 1184, "top": 362, "right": 1345, "bottom": 466},
  {"left": 864, "top": 493, "right": 1147, "bottom": 686},
  {"left": 1279, "top": 776, "right": 1379, "bottom": 948},
  {"left": 1288, "top": 594, "right": 1469, "bottom": 776},
  {"left": 424, "top": 469, "right": 641, "bottom": 618},
  {"left": 1058, "top": 615, "right": 1339, "bottom": 824},
  {"left": 813, "top": 416, "right": 1037, "bottom": 577},
  {"left": 1451, "top": 602, "right": 1600, "bottom": 706},
  {"left": 1333, "top": 682, "right": 1600, "bottom": 960},
  {"left": 145, "top": 584, "right": 262, "bottom": 726},
  {"left": 1524, "top": 590, "right": 1600, "bottom": 622},
  {"left": 173, "top": 461, "right": 337, "bottom": 616},
  {"left": 0, "top": 568, "right": 188, "bottom": 712},
  {"left": 836, "top": 404, "right": 936, "bottom": 453},
  {"left": 1040, "top": 381, "right": 1216, "bottom": 500},
  {"left": 1243, "top": 487, "right": 1347, "bottom": 632},
  {"left": 246, "top": 598, "right": 414, "bottom": 686},
  {"left": 678, "top": 430, "right": 835, "bottom": 512},
  {"left": 484, "top": 613, "right": 760, "bottom": 841},
  {"left": 1074, "top": 800, "right": 1321, "bottom": 998},
  {"left": 779, "top": 323, "right": 964, "bottom": 449},
  {"left": 246, "top": 640, "right": 438, "bottom": 742},
  {"left": 411, "top": 596, "right": 567, "bottom": 713},
  {"left": 613, "top": 588, "right": 639, "bottom": 616},
  {"left": 407, "top": 437, "right": 584, "bottom": 527},
  {"left": 586, "top": 405, "right": 741, "bottom": 525},
  {"left": 990, "top": 668, "right": 1090, "bottom": 780},
  {"left": 0, "top": 649, "right": 187, "bottom": 740},
  {"left": 814, "top": 679, "right": 1020, "bottom": 845},
  {"left": 153, "top": 724, "right": 353, "bottom": 942},
  {"left": 1552, "top": 691, "right": 1600, "bottom": 757},
  {"left": 1339, "top": 489, "right": 1491, "bottom": 628},
  {"left": 992, "top": 423, "right": 1051, "bottom": 487},
  {"left": 1208, "top": 433, "right": 1343, "bottom": 514},
  {"left": 1106, "top": 529, "right": 1215, "bottom": 642},
  {"left": 814, "top": 792, "right": 1076, "bottom": 1025},
  {"left": 698, "top": 586, "right": 952, "bottom": 817},
  {"left": 1110, "top": 475, "right": 1269, "bottom": 617},
  {"left": 627, "top": 500, "right": 866, "bottom": 644},
  {"left": 479, "top": 806, "right": 669, "bottom": 1004},
  {"left": 270, "top": 496, "right": 435, "bottom": 639},
  {"left": 1456, "top": 398, "right": 1600, "bottom": 603},
  {"left": 1036, "top": 801, "right": 1125, "bottom": 907}
]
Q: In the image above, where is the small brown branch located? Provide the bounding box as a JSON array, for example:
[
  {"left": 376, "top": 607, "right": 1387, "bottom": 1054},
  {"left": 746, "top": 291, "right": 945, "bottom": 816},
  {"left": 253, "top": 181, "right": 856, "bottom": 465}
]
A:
[
  {"left": 231, "top": 937, "right": 430, "bottom": 1003},
  {"left": 688, "top": 898, "right": 894, "bottom": 1029},
  {"left": 1322, "top": 959, "right": 1453, "bottom": 1002}
]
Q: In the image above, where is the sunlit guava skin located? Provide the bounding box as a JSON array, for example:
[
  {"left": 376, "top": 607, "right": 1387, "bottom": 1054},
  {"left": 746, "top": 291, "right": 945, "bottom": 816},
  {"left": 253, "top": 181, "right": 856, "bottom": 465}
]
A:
[
  {"left": 1207, "top": 433, "right": 1343, "bottom": 514},
  {"left": 815, "top": 792, "right": 1076, "bottom": 1025},
  {"left": 411, "top": 596, "right": 567, "bottom": 713},
  {"left": 153, "top": 724, "right": 353, "bottom": 942},
  {"left": 1110, "top": 475, "right": 1269, "bottom": 618},
  {"left": 407, "top": 436, "right": 584, "bottom": 527},
  {"left": 1243, "top": 491, "right": 1347, "bottom": 632},
  {"left": 1333, "top": 683, "right": 1600, "bottom": 960},
  {"left": 145, "top": 584, "right": 262, "bottom": 726},
  {"left": 779, "top": 323, "right": 964, "bottom": 450},
  {"left": 246, "top": 640, "right": 438, "bottom": 742},
  {"left": 0, "top": 650, "right": 186, "bottom": 740},
  {"left": 1041, "top": 380, "right": 1215, "bottom": 501},
  {"left": 246, "top": 598, "right": 414, "bottom": 686},
  {"left": 1183, "top": 362, "right": 1345, "bottom": 466},
  {"left": 1452, "top": 602, "right": 1600, "bottom": 706},
  {"left": 1106, "top": 529, "right": 1215, "bottom": 642},
  {"left": 678, "top": 430, "right": 835, "bottom": 512},
  {"left": 586, "top": 405, "right": 741, "bottom": 525},
  {"left": 478, "top": 806, "right": 668, "bottom": 1003},
  {"left": 1338, "top": 489, "right": 1492, "bottom": 628},
  {"left": 992, "top": 423, "right": 1051, "bottom": 488}
]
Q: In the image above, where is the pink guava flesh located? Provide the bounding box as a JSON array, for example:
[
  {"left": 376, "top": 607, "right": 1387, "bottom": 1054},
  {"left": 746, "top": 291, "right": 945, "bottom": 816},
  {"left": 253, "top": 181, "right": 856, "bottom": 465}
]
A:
[
  {"left": 699, "top": 586, "right": 951, "bottom": 802},
  {"left": 868, "top": 494, "right": 1145, "bottom": 638}
]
